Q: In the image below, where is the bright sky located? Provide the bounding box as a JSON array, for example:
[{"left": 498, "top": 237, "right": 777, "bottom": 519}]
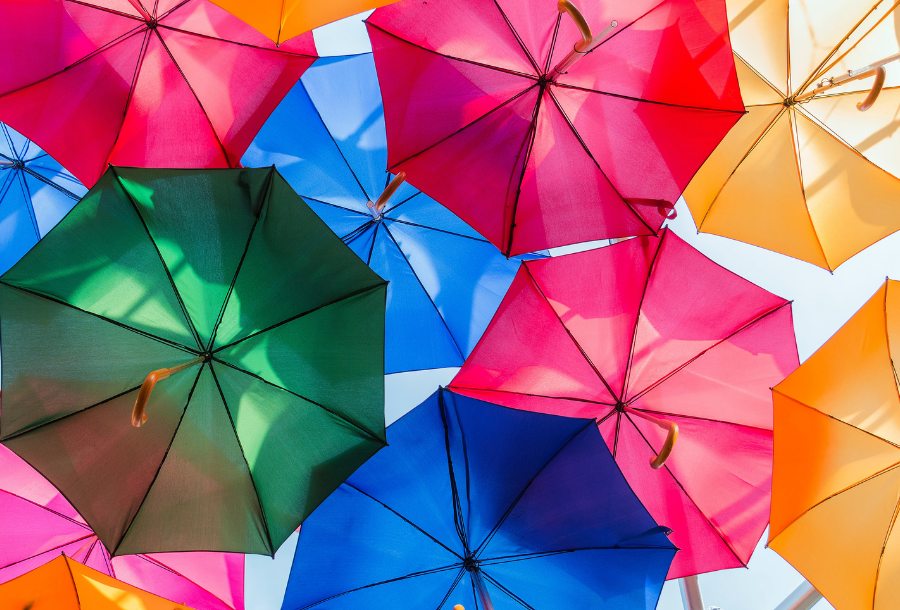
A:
[{"left": 240, "top": 9, "right": 900, "bottom": 609}]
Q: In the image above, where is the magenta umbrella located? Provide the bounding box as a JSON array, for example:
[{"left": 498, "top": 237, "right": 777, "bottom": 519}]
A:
[{"left": 0, "top": 443, "right": 244, "bottom": 609}]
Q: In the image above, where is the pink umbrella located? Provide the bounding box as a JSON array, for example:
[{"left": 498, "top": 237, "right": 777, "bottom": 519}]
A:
[
  {"left": 366, "top": 0, "right": 744, "bottom": 255},
  {"left": 0, "top": 444, "right": 244, "bottom": 609},
  {"left": 0, "top": 0, "right": 316, "bottom": 186}
]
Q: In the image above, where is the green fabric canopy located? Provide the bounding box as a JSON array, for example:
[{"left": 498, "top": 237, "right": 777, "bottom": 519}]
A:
[{"left": 0, "top": 166, "right": 387, "bottom": 556}]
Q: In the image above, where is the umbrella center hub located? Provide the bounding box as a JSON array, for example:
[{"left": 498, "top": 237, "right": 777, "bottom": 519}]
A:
[
  {"left": 146, "top": 18, "right": 158, "bottom": 29},
  {"left": 463, "top": 556, "right": 480, "bottom": 572},
  {"left": 11, "top": 159, "right": 24, "bottom": 170},
  {"left": 538, "top": 73, "right": 552, "bottom": 87},
  {"left": 615, "top": 401, "right": 627, "bottom": 413}
]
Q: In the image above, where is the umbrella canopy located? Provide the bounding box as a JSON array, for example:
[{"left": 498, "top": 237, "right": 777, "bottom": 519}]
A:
[
  {"left": 0, "top": 0, "right": 317, "bottom": 187},
  {"left": 684, "top": 0, "right": 900, "bottom": 271},
  {"left": 0, "top": 444, "right": 244, "bottom": 610},
  {"left": 207, "top": 0, "right": 397, "bottom": 45},
  {"left": 365, "top": 0, "right": 745, "bottom": 256},
  {"left": 449, "top": 229, "right": 800, "bottom": 578},
  {"left": 770, "top": 279, "right": 900, "bottom": 610},
  {"left": 0, "top": 166, "right": 388, "bottom": 557},
  {"left": 281, "top": 388, "right": 676, "bottom": 610},
  {"left": 0, "top": 123, "right": 85, "bottom": 274},
  {"left": 244, "top": 53, "right": 542, "bottom": 374},
  {"left": 0, "top": 554, "right": 197, "bottom": 610}
]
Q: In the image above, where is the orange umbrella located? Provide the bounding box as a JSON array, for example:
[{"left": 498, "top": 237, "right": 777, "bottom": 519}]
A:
[
  {"left": 0, "top": 554, "right": 195, "bottom": 609},
  {"left": 208, "top": 0, "right": 396, "bottom": 44},
  {"left": 770, "top": 279, "right": 900, "bottom": 610}
]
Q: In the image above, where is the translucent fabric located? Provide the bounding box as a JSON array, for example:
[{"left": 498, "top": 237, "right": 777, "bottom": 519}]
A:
[
  {"left": 770, "top": 280, "right": 900, "bottom": 610},
  {"left": 451, "top": 230, "right": 800, "bottom": 578},
  {"left": 0, "top": 123, "right": 85, "bottom": 275},
  {"left": 0, "top": 444, "right": 244, "bottom": 609},
  {"left": 281, "top": 389, "right": 675, "bottom": 610},
  {"left": 685, "top": 0, "right": 900, "bottom": 270},
  {"left": 243, "top": 53, "right": 543, "bottom": 374},
  {"left": 366, "top": 0, "right": 744, "bottom": 255},
  {"left": 0, "top": 167, "right": 387, "bottom": 556},
  {"left": 0, "top": 0, "right": 317, "bottom": 187}
]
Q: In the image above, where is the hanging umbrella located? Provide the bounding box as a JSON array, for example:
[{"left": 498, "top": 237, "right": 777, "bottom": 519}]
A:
[
  {"left": 206, "top": 0, "right": 396, "bottom": 45},
  {"left": 0, "top": 0, "right": 317, "bottom": 188},
  {"left": 449, "top": 229, "right": 800, "bottom": 578},
  {"left": 0, "top": 123, "right": 85, "bottom": 274},
  {"left": 281, "top": 388, "right": 677, "bottom": 610},
  {"left": 685, "top": 0, "right": 900, "bottom": 271},
  {"left": 244, "top": 53, "right": 542, "bottom": 374},
  {"left": 0, "top": 554, "right": 197, "bottom": 609},
  {"left": 364, "top": 0, "right": 745, "bottom": 256},
  {"left": 769, "top": 279, "right": 900, "bottom": 610},
  {"left": 0, "top": 166, "right": 388, "bottom": 557},
  {"left": 0, "top": 443, "right": 244, "bottom": 610}
]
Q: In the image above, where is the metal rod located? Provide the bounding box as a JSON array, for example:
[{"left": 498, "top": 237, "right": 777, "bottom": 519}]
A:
[
  {"left": 795, "top": 52, "right": 900, "bottom": 102},
  {"left": 367, "top": 171, "right": 407, "bottom": 218},
  {"left": 680, "top": 575, "right": 704, "bottom": 610},
  {"left": 774, "top": 581, "right": 823, "bottom": 610},
  {"left": 471, "top": 570, "right": 495, "bottom": 610}
]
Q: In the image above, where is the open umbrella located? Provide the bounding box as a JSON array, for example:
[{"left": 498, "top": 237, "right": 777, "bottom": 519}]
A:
[
  {"left": 281, "top": 388, "right": 676, "bottom": 610},
  {"left": 0, "top": 0, "right": 317, "bottom": 187},
  {"left": 365, "top": 0, "right": 745, "bottom": 256},
  {"left": 684, "top": 0, "right": 900, "bottom": 271},
  {"left": 244, "top": 53, "right": 542, "bottom": 374},
  {"left": 0, "top": 443, "right": 244, "bottom": 610},
  {"left": 770, "top": 279, "right": 900, "bottom": 610},
  {"left": 0, "top": 166, "right": 388, "bottom": 557},
  {"left": 450, "top": 229, "right": 799, "bottom": 578},
  {"left": 0, "top": 554, "right": 196, "bottom": 609},
  {"left": 207, "top": 0, "right": 396, "bottom": 45},
  {"left": 0, "top": 123, "right": 85, "bottom": 274}
]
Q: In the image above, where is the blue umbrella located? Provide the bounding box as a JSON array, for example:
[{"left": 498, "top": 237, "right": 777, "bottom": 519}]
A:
[
  {"left": 0, "top": 123, "right": 85, "bottom": 275},
  {"left": 243, "top": 54, "right": 542, "bottom": 374},
  {"left": 281, "top": 389, "right": 676, "bottom": 610}
]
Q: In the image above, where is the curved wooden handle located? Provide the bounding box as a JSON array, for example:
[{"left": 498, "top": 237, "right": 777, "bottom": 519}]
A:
[
  {"left": 557, "top": 0, "right": 592, "bottom": 52},
  {"left": 453, "top": 606, "right": 465, "bottom": 610},
  {"left": 132, "top": 357, "right": 204, "bottom": 427},
  {"left": 625, "top": 408, "right": 679, "bottom": 469},
  {"left": 368, "top": 171, "right": 407, "bottom": 217},
  {"left": 857, "top": 66, "right": 886, "bottom": 111}
]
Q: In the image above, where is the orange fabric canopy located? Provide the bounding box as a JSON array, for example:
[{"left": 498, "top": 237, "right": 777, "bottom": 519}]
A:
[
  {"left": 770, "top": 280, "right": 900, "bottom": 610},
  {"left": 0, "top": 554, "right": 195, "bottom": 609}
]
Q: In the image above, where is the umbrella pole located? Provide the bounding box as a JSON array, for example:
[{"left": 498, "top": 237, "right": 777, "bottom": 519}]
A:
[
  {"left": 679, "top": 575, "right": 704, "bottom": 610},
  {"left": 470, "top": 569, "right": 495, "bottom": 610},
  {"left": 795, "top": 52, "right": 900, "bottom": 110},
  {"left": 623, "top": 408, "right": 679, "bottom": 468},
  {"left": 773, "top": 581, "right": 823, "bottom": 610},
  {"left": 551, "top": 0, "right": 617, "bottom": 76},
  {"left": 367, "top": 171, "right": 407, "bottom": 219},
  {"left": 131, "top": 356, "right": 206, "bottom": 427}
]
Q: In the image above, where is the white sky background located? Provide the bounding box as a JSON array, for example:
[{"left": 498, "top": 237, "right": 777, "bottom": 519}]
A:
[{"left": 242, "top": 9, "right": 900, "bottom": 609}]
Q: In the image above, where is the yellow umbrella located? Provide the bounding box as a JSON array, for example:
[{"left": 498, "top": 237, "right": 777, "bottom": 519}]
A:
[
  {"left": 685, "top": 0, "right": 900, "bottom": 271},
  {"left": 208, "top": 0, "right": 396, "bottom": 44},
  {"left": 770, "top": 279, "right": 900, "bottom": 610}
]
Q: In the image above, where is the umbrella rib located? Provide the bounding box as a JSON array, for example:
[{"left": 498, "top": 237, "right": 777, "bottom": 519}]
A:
[
  {"left": 380, "top": 190, "right": 422, "bottom": 216},
  {"left": 156, "top": 0, "right": 192, "bottom": 21},
  {"left": 438, "top": 389, "right": 472, "bottom": 552},
  {"left": 788, "top": 110, "right": 832, "bottom": 270},
  {"left": 0, "top": 282, "right": 197, "bottom": 354},
  {"left": 0, "top": 533, "right": 94, "bottom": 572},
  {"left": 109, "top": 166, "right": 203, "bottom": 349},
  {"left": 1, "top": 124, "right": 17, "bottom": 157},
  {"left": 448, "top": 385, "right": 615, "bottom": 407},
  {"left": 434, "top": 568, "right": 467, "bottom": 610},
  {"left": 211, "top": 358, "right": 386, "bottom": 444},
  {"left": 552, "top": 81, "right": 747, "bottom": 115},
  {"left": 522, "top": 263, "right": 619, "bottom": 401},
  {"left": 625, "top": 300, "right": 793, "bottom": 404},
  {"left": 480, "top": 572, "right": 536, "bottom": 610},
  {"left": 155, "top": 24, "right": 316, "bottom": 58},
  {"left": 111, "top": 365, "right": 205, "bottom": 556},
  {"left": 480, "top": 545, "right": 677, "bottom": 565},
  {"left": 874, "top": 491, "right": 900, "bottom": 607},
  {"left": 299, "top": 195, "right": 372, "bottom": 219},
  {"left": 884, "top": 286, "right": 900, "bottom": 410},
  {"left": 383, "top": 227, "right": 466, "bottom": 361},
  {"left": 129, "top": 553, "right": 238, "bottom": 609},
  {"left": 386, "top": 217, "right": 518, "bottom": 245},
  {"left": 0, "top": 488, "right": 92, "bottom": 531},
  {"left": 734, "top": 52, "right": 786, "bottom": 99},
  {"left": 612, "top": 411, "right": 622, "bottom": 457},
  {"left": 15, "top": 158, "right": 41, "bottom": 241},
  {"left": 622, "top": 412, "right": 746, "bottom": 564},
  {"left": 212, "top": 282, "right": 387, "bottom": 353},
  {"left": 207, "top": 363, "right": 275, "bottom": 554},
  {"left": 503, "top": 84, "right": 544, "bottom": 257},
  {"left": 543, "top": 13, "right": 563, "bottom": 75},
  {"left": 20, "top": 166, "right": 81, "bottom": 201},
  {"left": 366, "top": 223, "right": 379, "bottom": 266},
  {"left": 545, "top": 90, "right": 657, "bottom": 236},
  {"left": 153, "top": 31, "right": 233, "bottom": 171},
  {"left": 62, "top": 0, "right": 145, "bottom": 21},
  {"left": 121, "top": 29, "right": 153, "bottom": 122},
  {"left": 491, "top": 0, "right": 541, "bottom": 75},
  {"left": 624, "top": 407, "right": 772, "bottom": 433},
  {"left": 474, "top": 420, "right": 595, "bottom": 557},
  {"left": 62, "top": 555, "right": 83, "bottom": 607},
  {"left": 340, "top": 220, "right": 376, "bottom": 245}
]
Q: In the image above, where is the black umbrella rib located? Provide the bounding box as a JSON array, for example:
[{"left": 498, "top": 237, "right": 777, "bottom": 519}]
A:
[
  {"left": 490, "top": 0, "right": 540, "bottom": 75},
  {"left": 552, "top": 81, "right": 747, "bottom": 115},
  {"left": 108, "top": 167, "right": 203, "bottom": 350},
  {"left": 211, "top": 359, "right": 386, "bottom": 445},
  {"left": 208, "top": 363, "right": 275, "bottom": 555},
  {"left": 501, "top": 85, "right": 541, "bottom": 258},
  {"left": 121, "top": 29, "right": 153, "bottom": 120},
  {"left": 366, "top": 223, "right": 380, "bottom": 266},
  {"left": 480, "top": 546, "right": 676, "bottom": 566},
  {"left": 382, "top": 217, "right": 492, "bottom": 245},
  {"left": 473, "top": 419, "right": 595, "bottom": 557},
  {"left": 111, "top": 365, "right": 205, "bottom": 556},
  {"left": 21, "top": 166, "right": 81, "bottom": 200},
  {"left": 434, "top": 568, "right": 466, "bottom": 610},
  {"left": 0, "top": 124, "right": 16, "bottom": 157},
  {"left": 543, "top": 12, "right": 562, "bottom": 75},
  {"left": 0, "top": 488, "right": 92, "bottom": 530},
  {"left": 62, "top": 0, "right": 144, "bottom": 20},
  {"left": 300, "top": 195, "right": 371, "bottom": 218},
  {"left": 0, "top": 532, "right": 94, "bottom": 572},
  {"left": 448, "top": 385, "right": 616, "bottom": 408},
  {"left": 438, "top": 389, "right": 473, "bottom": 553},
  {"left": 15, "top": 168, "right": 41, "bottom": 242},
  {"left": 345, "top": 482, "right": 463, "bottom": 558},
  {"left": 0, "top": 282, "right": 197, "bottom": 354},
  {"left": 155, "top": 24, "right": 316, "bottom": 58},
  {"left": 480, "top": 572, "right": 536, "bottom": 610},
  {"left": 380, "top": 190, "right": 421, "bottom": 216},
  {"left": 383, "top": 227, "right": 466, "bottom": 361},
  {"left": 624, "top": 407, "right": 772, "bottom": 432},
  {"left": 205, "top": 168, "right": 272, "bottom": 352}
]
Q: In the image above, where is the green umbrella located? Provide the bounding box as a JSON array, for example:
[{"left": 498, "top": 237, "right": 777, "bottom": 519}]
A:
[{"left": 0, "top": 166, "right": 388, "bottom": 557}]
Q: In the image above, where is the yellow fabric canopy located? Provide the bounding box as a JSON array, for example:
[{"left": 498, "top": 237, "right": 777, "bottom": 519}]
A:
[
  {"left": 685, "top": 0, "right": 900, "bottom": 271},
  {"left": 770, "top": 280, "right": 900, "bottom": 610},
  {"left": 0, "top": 554, "right": 195, "bottom": 609},
  {"left": 208, "top": 0, "right": 396, "bottom": 44}
]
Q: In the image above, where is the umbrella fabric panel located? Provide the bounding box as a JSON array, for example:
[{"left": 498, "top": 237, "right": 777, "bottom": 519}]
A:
[
  {"left": 0, "top": 554, "right": 81, "bottom": 608},
  {"left": 0, "top": 491, "right": 90, "bottom": 570}
]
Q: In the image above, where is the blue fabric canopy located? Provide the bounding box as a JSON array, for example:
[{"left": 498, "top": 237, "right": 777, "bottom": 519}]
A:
[
  {"left": 0, "top": 123, "right": 84, "bottom": 275},
  {"left": 244, "top": 54, "right": 542, "bottom": 374},
  {"left": 282, "top": 389, "right": 676, "bottom": 610}
]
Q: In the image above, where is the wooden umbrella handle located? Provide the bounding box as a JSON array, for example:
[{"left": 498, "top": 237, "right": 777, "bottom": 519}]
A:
[
  {"left": 367, "top": 171, "right": 407, "bottom": 217},
  {"left": 857, "top": 66, "right": 886, "bottom": 111},
  {"left": 624, "top": 408, "right": 679, "bottom": 469},
  {"left": 132, "top": 357, "right": 204, "bottom": 427}
]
